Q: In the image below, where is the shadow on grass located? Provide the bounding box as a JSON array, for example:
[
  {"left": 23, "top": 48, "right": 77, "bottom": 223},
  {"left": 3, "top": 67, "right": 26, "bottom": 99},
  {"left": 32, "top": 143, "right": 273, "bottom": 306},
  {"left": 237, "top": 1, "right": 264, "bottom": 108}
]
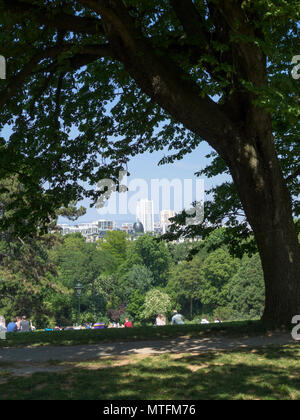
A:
[
  {"left": 252, "top": 344, "right": 300, "bottom": 361},
  {"left": 1, "top": 345, "right": 300, "bottom": 400}
]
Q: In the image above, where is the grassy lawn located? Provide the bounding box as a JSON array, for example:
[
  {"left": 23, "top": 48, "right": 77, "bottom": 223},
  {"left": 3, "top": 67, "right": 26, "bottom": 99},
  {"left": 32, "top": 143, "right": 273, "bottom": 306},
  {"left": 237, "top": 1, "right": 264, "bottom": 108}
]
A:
[
  {"left": 0, "top": 320, "right": 286, "bottom": 348},
  {"left": 0, "top": 344, "right": 299, "bottom": 400}
]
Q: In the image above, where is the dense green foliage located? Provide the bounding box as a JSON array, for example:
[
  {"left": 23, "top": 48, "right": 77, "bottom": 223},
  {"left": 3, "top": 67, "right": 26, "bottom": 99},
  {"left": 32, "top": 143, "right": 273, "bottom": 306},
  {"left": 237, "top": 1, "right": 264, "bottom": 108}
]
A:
[
  {"left": 0, "top": 0, "right": 298, "bottom": 236},
  {"left": 0, "top": 224, "right": 268, "bottom": 327},
  {"left": 225, "top": 254, "right": 265, "bottom": 320},
  {"left": 0, "top": 177, "right": 266, "bottom": 327},
  {"left": 142, "top": 288, "right": 173, "bottom": 321}
]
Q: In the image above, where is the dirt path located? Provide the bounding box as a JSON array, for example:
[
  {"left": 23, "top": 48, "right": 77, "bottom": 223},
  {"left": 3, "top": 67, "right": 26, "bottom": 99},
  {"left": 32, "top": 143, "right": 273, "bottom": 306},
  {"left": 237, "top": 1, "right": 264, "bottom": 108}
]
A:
[{"left": 0, "top": 332, "right": 296, "bottom": 365}]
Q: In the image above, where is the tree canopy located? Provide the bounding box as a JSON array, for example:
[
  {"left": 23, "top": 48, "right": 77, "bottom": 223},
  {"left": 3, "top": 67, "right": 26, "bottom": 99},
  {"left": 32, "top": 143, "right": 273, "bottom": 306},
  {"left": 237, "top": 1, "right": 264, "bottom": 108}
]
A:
[
  {"left": 0, "top": 0, "right": 298, "bottom": 234},
  {"left": 123, "top": 234, "right": 171, "bottom": 286},
  {"left": 0, "top": 0, "right": 299, "bottom": 324}
]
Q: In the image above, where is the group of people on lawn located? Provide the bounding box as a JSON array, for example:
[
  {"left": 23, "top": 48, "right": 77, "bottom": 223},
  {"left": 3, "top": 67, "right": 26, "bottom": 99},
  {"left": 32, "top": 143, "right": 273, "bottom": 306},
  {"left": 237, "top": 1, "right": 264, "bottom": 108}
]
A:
[
  {"left": 158, "top": 311, "right": 221, "bottom": 325},
  {"left": 168, "top": 311, "right": 222, "bottom": 325},
  {"left": 0, "top": 312, "right": 221, "bottom": 333},
  {"left": 0, "top": 315, "right": 35, "bottom": 333},
  {"left": 65, "top": 312, "right": 185, "bottom": 330},
  {"left": 44, "top": 318, "right": 134, "bottom": 331},
  {"left": 92, "top": 317, "right": 133, "bottom": 329}
]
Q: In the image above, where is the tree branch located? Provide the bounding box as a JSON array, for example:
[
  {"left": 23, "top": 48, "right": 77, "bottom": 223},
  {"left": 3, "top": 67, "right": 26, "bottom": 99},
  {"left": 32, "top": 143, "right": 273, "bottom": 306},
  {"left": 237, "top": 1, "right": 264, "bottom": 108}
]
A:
[
  {"left": 286, "top": 168, "right": 300, "bottom": 182},
  {"left": 3, "top": 0, "right": 104, "bottom": 35},
  {"left": 0, "top": 45, "right": 72, "bottom": 108},
  {"left": 0, "top": 44, "right": 113, "bottom": 108},
  {"left": 0, "top": 294, "right": 14, "bottom": 300},
  {"left": 77, "top": 0, "right": 238, "bottom": 154},
  {"left": 169, "top": 0, "right": 208, "bottom": 44}
]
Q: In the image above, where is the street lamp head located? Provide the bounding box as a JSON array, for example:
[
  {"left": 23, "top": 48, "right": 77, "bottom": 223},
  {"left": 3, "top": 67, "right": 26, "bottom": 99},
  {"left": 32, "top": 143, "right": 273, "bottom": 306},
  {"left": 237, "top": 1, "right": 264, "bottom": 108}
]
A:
[{"left": 74, "top": 282, "right": 83, "bottom": 296}]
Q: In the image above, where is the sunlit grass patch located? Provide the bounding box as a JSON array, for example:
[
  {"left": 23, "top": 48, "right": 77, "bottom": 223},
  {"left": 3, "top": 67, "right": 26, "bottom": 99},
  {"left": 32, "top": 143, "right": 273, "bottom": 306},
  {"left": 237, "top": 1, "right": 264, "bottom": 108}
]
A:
[{"left": 0, "top": 343, "right": 299, "bottom": 400}]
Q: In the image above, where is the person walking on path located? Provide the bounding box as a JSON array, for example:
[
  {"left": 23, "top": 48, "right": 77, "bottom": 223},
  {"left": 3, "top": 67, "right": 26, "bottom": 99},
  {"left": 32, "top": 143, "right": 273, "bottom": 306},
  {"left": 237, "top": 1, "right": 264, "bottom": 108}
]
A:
[{"left": 171, "top": 310, "right": 184, "bottom": 325}]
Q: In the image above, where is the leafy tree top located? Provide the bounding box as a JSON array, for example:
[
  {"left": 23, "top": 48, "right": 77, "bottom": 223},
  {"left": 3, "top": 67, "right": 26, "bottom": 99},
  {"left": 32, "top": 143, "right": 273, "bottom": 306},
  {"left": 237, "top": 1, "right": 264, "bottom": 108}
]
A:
[
  {"left": 0, "top": 0, "right": 298, "bottom": 239},
  {"left": 125, "top": 233, "right": 171, "bottom": 285}
]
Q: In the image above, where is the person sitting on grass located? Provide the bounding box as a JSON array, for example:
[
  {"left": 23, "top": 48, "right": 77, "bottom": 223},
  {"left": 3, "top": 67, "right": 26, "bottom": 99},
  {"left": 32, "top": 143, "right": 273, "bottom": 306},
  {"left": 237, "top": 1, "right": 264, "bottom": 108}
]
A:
[
  {"left": 171, "top": 310, "right": 184, "bottom": 325},
  {"left": 123, "top": 318, "right": 133, "bottom": 328},
  {"left": 201, "top": 317, "right": 210, "bottom": 324},
  {"left": 155, "top": 314, "right": 166, "bottom": 326},
  {"left": 6, "top": 318, "right": 18, "bottom": 333},
  {"left": 20, "top": 316, "right": 31, "bottom": 332},
  {"left": 16, "top": 316, "right": 22, "bottom": 331}
]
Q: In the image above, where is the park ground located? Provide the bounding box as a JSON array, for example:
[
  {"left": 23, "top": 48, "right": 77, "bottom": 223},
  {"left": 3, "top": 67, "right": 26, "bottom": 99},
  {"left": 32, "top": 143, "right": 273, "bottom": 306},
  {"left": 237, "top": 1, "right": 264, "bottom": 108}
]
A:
[{"left": 0, "top": 322, "right": 299, "bottom": 400}]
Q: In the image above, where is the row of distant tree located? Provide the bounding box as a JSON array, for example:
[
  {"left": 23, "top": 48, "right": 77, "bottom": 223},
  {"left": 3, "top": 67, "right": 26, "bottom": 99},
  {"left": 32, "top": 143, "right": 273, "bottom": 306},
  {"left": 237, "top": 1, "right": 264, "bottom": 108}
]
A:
[{"left": 0, "top": 219, "right": 266, "bottom": 327}]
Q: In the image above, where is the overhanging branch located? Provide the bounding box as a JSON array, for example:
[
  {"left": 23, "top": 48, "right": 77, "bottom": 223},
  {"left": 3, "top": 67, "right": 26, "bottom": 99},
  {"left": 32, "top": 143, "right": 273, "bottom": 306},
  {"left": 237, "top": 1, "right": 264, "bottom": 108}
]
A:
[
  {"left": 0, "top": 45, "right": 73, "bottom": 108},
  {"left": 3, "top": 0, "right": 104, "bottom": 35},
  {"left": 286, "top": 168, "right": 300, "bottom": 182},
  {"left": 169, "top": 0, "right": 208, "bottom": 44},
  {"left": 78, "top": 0, "right": 238, "bottom": 153},
  {"left": 0, "top": 44, "right": 113, "bottom": 108}
]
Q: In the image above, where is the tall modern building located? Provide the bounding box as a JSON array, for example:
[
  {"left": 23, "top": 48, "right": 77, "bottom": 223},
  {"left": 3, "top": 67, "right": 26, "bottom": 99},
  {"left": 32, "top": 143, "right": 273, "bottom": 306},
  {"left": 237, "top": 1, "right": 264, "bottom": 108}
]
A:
[
  {"left": 160, "top": 210, "right": 176, "bottom": 234},
  {"left": 136, "top": 199, "right": 154, "bottom": 233}
]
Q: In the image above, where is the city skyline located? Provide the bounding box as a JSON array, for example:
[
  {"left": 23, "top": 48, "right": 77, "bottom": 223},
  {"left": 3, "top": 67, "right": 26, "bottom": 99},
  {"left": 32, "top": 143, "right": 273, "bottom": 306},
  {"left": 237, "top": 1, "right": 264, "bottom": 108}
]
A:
[
  {"left": 58, "top": 207, "right": 176, "bottom": 231},
  {"left": 58, "top": 202, "right": 177, "bottom": 241}
]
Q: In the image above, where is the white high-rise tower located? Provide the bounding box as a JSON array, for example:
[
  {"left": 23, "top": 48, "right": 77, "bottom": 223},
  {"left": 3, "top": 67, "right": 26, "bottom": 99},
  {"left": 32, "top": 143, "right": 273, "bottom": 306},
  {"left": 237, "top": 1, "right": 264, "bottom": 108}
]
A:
[{"left": 136, "top": 199, "right": 154, "bottom": 233}]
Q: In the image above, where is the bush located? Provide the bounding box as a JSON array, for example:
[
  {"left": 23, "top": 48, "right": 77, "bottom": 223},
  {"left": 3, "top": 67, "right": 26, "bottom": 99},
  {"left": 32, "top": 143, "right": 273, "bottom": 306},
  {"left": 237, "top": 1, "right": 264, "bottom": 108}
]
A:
[
  {"left": 80, "top": 312, "right": 108, "bottom": 325},
  {"left": 142, "top": 289, "right": 172, "bottom": 321},
  {"left": 127, "top": 291, "right": 146, "bottom": 322}
]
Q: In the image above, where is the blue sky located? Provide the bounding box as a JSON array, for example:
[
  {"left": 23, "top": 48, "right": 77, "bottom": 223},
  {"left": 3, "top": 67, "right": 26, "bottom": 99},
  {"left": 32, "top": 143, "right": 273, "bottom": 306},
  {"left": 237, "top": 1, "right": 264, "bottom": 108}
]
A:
[
  {"left": 1, "top": 125, "right": 230, "bottom": 226},
  {"left": 62, "top": 140, "right": 230, "bottom": 225}
]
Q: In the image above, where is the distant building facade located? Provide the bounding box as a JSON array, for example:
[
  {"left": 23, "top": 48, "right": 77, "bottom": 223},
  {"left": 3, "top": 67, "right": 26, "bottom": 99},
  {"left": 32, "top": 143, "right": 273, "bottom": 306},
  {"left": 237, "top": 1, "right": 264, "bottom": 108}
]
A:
[
  {"left": 136, "top": 199, "right": 154, "bottom": 233},
  {"left": 58, "top": 219, "right": 116, "bottom": 242},
  {"left": 154, "top": 222, "right": 162, "bottom": 234},
  {"left": 98, "top": 220, "right": 115, "bottom": 230},
  {"left": 121, "top": 223, "right": 134, "bottom": 234}
]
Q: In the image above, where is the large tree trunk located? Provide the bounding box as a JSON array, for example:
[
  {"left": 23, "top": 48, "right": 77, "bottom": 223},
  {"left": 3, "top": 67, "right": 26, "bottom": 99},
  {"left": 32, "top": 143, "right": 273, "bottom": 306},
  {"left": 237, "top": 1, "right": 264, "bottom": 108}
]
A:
[{"left": 225, "top": 114, "right": 300, "bottom": 326}]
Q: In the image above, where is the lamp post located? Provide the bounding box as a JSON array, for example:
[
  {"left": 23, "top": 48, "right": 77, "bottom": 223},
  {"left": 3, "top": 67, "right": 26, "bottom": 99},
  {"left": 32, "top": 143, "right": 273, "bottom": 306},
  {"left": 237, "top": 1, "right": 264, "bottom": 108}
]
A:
[{"left": 74, "top": 282, "right": 83, "bottom": 327}]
